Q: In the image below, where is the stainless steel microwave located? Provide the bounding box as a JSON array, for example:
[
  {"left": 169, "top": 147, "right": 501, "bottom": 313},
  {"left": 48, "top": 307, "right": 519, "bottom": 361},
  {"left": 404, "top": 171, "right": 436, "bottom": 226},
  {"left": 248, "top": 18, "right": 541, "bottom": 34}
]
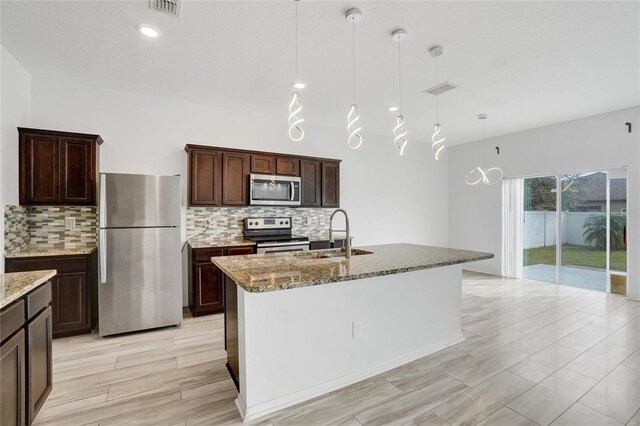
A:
[{"left": 249, "top": 174, "right": 301, "bottom": 206}]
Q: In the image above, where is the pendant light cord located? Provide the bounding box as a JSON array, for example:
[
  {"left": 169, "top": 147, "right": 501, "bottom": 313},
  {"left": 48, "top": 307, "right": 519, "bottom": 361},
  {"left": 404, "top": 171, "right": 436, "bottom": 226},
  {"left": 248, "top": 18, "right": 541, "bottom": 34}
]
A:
[
  {"left": 352, "top": 19, "right": 356, "bottom": 103},
  {"left": 483, "top": 119, "right": 487, "bottom": 164},
  {"left": 398, "top": 40, "right": 402, "bottom": 112},
  {"left": 435, "top": 55, "right": 439, "bottom": 122},
  {"left": 294, "top": 0, "right": 298, "bottom": 80}
]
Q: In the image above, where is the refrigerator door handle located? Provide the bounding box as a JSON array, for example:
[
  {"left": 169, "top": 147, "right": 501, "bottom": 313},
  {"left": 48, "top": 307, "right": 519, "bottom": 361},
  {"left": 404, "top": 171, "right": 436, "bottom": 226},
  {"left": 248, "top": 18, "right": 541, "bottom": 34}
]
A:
[{"left": 99, "top": 229, "right": 107, "bottom": 284}]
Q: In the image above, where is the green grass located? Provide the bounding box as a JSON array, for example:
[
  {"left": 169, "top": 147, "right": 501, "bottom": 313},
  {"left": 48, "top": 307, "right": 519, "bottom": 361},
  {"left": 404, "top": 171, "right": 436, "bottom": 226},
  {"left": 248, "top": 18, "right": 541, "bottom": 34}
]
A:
[{"left": 524, "top": 244, "right": 627, "bottom": 272}]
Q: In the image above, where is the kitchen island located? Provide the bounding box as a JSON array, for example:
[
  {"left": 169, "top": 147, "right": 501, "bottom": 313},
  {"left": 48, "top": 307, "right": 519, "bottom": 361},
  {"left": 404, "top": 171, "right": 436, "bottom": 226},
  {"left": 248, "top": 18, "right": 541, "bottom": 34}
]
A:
[{"left": 213, "top": 243, "right": 493, "bottom": 421}]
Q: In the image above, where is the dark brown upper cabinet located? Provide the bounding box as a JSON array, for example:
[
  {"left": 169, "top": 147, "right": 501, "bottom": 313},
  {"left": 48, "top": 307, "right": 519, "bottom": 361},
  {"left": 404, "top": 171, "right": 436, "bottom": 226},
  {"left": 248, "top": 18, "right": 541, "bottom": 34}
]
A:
[
  {"left": 276, "top": 157, "right": 299, "bottom": 176},
  {"left": 250, "top": 154, "right": 276, "bottom": 174},
  {"left": 19, "top": 128, "right": 102, "bottom": 206},
  {"left": 184, "top": 145, "right": 340, "bottom": 208},
  {"left": 300, "top": 160, "right": 321, "bottom": 207},
  {"left": 188, "top": 148, "right": 222, "bottom": 206},
  {"left": 322, "top": 161, "right": 340, "bottom": 207},
  {"left": 222, "top": 152, "right": 250, "bottom": 205}
]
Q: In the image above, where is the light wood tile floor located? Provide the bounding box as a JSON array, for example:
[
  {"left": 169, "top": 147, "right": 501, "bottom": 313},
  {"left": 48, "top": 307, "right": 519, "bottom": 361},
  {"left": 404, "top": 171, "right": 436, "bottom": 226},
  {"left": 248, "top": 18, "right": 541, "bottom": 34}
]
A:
[{"left": 35, "top": 272, "right": 640, "bottom": 425}]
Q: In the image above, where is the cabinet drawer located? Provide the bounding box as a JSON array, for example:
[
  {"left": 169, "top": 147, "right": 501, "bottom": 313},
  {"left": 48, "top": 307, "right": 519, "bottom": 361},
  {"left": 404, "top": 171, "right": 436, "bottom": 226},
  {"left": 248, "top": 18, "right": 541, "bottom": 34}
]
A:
[
  {"left": 6, "top": 256, "right": 87, "bottom": 274},
  {"left": 194, "top": 248, "right": 224, "bottom": 263},
  {"left": 26, "top": 282, "right": 52, "bottom": 320},
  {"left": 226, "top": 246, "right": 254, "bottom": 256},
  {"left": 0, "top": 300, "right": 25, "bottom": 343}
]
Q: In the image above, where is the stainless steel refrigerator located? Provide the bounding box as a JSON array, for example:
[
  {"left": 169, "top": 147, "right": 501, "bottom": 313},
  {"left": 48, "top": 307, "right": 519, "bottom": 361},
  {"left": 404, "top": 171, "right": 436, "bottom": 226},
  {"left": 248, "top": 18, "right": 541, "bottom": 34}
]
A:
[{"left": 98, "top": 173, "right": 182, "bottom": 336}]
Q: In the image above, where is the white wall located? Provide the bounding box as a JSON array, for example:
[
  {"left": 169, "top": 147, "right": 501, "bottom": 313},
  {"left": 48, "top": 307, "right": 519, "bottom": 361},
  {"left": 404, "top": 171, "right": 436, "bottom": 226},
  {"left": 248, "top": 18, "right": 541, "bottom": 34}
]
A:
[
  {"left": 27, "top": 77, "right": 449, "bottom": 304},
  {"left": 449, "top": 106, "right": 640, "bottom": 300},
  {"left": 1, "top": 46, "right": 32, "bottom": 271}
]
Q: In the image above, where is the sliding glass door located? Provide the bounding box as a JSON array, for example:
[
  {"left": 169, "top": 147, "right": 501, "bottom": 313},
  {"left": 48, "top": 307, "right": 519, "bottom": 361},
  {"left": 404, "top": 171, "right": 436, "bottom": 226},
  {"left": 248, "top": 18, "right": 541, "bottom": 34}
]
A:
[
  {"left": 522, "top": 176, "right": 557, "bottom": 284},
  {"left": 559, "top": 173, "right": 607, "bottom": 292},
  {"left": 519, "top": 169, "right": 628, "bottom": 293}
]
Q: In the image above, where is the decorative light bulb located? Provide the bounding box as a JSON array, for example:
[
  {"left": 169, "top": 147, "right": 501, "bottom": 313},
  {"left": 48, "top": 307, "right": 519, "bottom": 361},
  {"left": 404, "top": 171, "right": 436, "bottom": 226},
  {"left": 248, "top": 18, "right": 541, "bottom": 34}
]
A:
[
  {"left": 288, "top": 92, "right": 304, "bottom": 142},
  {"left": 432, "top": 122, "right": 445, "bottom": 160},
  {"left": 393, "top": 115, "right": 408, "bottom": 156},
  {"left": 347, "top": 104, "right": 363, "bottom": 149}
]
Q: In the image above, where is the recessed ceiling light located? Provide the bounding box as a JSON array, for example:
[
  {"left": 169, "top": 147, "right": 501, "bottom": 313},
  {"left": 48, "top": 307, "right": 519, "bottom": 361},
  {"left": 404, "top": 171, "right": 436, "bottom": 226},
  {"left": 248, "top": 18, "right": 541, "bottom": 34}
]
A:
[
  {"left": 388, "top": 106, "right": 399, "bottom": 112},
  {"left": 138, "top": 25, "right": 160, "bottom": 38},
  {"left": 292, "top": 80, "right": 307, "bottom": 90}
]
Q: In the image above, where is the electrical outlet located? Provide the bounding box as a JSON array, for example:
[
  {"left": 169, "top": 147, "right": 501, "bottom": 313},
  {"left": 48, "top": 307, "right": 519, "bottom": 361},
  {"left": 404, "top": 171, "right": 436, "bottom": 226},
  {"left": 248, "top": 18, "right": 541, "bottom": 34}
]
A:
[
  {"left": 352, "top": 321, "right": 363, "bottom": 339},
  {"left": 306, "top": 216, "right": 312, "bottom": 225},
  {"left": 201, "top": 219, "right": 211, "bottom": 227},
  {"left": 64, "top": 218, "right": 76, "bottom": 230}
]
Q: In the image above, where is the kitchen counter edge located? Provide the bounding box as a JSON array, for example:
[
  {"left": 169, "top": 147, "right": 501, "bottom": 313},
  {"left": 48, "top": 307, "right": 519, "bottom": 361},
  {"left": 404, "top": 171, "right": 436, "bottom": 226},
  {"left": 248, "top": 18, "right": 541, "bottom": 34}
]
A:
[
  {"left": 214, "top": 243, "right": 493, "bottom": 293},
  {"left": 1, "top": 269, "right": 57, "bottom": 309}
]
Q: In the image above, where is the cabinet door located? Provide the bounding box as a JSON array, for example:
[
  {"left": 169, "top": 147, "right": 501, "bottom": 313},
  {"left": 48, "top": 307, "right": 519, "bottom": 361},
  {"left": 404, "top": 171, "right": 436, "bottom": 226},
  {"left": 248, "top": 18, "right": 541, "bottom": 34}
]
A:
[
  {"left": 194, "top": 263, "right": 224, "bottom": 311},
  {"left": 322, "top": 161, "right": 340, "bottom": 207},
  {"left": 300, "top": 160, "right": 321, "bottom": 206},
  {"left": 52, "top": 273, "right": 89, "bottom": 337},
  {"left": 189, "top": 149, "right": 222, "bottom": 206},
  {"left": 309, "top": 241, "right": 331, "bottom": 251},
  {"left": 0, "top": 329, "right": 25, "bottom": 426},
  {"left": 226, "top": 246, "right": 254, "bottom": 256},
  {"left": 276, "top": 157, "right": 300, "bottom": 176},
  {"left": 250, "top": 154, "right": 275, "bottom": 174},
  {"left": 26, "top": 306, "right": 52, "bottom": 425},
  {"left": 222, "top": 152, "right": 249, "bottom": 205},
  {"left": 60, "top": 138, "right": 94, "bottom": 205},
  {"left": 20, "top": 133, "right": 60, "bottom": 204}
]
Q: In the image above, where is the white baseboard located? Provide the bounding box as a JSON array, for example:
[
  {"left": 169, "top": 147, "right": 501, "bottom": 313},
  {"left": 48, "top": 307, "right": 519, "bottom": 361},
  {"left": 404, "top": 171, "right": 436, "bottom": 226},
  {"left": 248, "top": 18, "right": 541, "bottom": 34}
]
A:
[{"left": 239, "top": 333, "right": 465, "bottom": 422}]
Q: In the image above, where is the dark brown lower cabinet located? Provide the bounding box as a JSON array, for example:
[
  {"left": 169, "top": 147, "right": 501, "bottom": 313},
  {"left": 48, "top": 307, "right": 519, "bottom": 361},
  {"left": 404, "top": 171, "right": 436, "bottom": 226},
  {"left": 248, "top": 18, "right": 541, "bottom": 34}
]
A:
[
  {"left": 1, "top": 281, "right": 53, "bottom": 425},
  {"left": 26, "top": 306, "right": 52, "bottom": 425},
  {"left": 5, "top": 253, "right": 97, "bottom": 338},
  {"left": 188, "top": 245, "right": 254, "bottom": 316},
  {"left": 1, "top": 330, "right": 26, "bottom": 426}
]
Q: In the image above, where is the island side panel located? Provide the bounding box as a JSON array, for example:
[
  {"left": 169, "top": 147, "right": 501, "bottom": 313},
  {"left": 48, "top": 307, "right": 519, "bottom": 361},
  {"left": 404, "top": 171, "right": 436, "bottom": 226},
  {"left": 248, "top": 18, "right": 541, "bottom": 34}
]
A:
[
  {"left": 237, "top": 265, "right": 463, "bottom": 420},
  {"left": 224, "top": 275, "right": 240, "bottom": 390}
]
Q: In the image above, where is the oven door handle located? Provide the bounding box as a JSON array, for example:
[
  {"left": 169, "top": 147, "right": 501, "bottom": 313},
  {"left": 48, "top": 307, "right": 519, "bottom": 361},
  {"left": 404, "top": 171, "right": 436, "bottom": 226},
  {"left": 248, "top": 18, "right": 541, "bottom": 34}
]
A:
[
  {"left": 290, "top": 182, "right": 295, "bottom": 201},
  {"left": 259, "top": 241, "right": 309, "bottom": 248}
]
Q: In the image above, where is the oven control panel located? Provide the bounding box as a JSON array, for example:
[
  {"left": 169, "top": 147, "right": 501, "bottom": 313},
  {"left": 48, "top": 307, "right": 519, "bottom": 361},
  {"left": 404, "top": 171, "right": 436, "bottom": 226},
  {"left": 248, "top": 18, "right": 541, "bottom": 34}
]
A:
[{"left": 244, "top": 217, "right": 292, "bottom": 230}]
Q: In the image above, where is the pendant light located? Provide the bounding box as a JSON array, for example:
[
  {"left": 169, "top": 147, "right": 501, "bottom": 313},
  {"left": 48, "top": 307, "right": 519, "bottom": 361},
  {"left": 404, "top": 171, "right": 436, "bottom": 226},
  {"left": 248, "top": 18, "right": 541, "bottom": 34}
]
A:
[
  {"left": 465, "top": 114, "right": 503, "bottom": 185},
  {"left": 429, "top": 45, "right": 445, "bottom": 160},
  {"left": 346, "top": 8, "right": 363, "bottom": 149},
  {"left": 391, "top": 28, "right": 408, "bottom": 156},
  {"left": 288, "top": 0, "right": 305, "bottom": 142}
]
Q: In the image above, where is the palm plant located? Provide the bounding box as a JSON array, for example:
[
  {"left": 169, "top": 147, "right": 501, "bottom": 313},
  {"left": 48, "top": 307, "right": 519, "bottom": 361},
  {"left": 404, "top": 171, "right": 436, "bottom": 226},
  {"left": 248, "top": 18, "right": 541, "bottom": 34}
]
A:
[{"left": 582, "top": 213, "right": 626, "bottom": 250}]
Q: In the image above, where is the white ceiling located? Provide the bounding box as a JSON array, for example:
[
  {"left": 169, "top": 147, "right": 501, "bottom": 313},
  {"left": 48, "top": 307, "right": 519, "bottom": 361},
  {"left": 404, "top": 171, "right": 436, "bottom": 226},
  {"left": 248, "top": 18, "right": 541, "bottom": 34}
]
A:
[{"left": 2, "top": 1, "right": 639, "bottom": 145}]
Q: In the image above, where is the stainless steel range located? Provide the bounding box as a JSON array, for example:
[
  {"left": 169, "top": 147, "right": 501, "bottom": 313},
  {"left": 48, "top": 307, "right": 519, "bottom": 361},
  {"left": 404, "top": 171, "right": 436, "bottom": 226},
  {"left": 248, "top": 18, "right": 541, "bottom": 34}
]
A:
[{"left": 243, "top": 217, "right": 310, "bottom": 254}]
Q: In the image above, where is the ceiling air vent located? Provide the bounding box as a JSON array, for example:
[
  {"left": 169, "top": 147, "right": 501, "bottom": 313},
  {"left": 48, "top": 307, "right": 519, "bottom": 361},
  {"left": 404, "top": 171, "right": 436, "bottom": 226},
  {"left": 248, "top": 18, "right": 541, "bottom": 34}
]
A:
[
  {"left": 149, "top": 0, "right": 182, "bottom": 17},
  {"left": 423, "top": 82, "right": 457, "bottom": 96}
]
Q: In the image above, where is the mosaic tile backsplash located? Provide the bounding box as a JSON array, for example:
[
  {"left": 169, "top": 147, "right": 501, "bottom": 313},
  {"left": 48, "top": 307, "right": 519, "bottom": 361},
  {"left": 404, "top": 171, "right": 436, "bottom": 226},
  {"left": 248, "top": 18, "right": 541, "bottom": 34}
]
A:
[
  {"left": 4, "top": 205, "right": 29, "bottom": 252},
  {"left": 186, "top": 207, "right": 334, "bottom": 241},
  {"left": 4, "top": 205, "right": 98, "bottom": 252}
]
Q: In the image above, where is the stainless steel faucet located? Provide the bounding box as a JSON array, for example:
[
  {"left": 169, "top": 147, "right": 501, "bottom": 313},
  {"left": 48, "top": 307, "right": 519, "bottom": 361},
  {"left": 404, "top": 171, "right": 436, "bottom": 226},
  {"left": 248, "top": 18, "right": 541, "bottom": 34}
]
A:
[{"left": 329, "top": 208, "right": 352, "bottom": 258}]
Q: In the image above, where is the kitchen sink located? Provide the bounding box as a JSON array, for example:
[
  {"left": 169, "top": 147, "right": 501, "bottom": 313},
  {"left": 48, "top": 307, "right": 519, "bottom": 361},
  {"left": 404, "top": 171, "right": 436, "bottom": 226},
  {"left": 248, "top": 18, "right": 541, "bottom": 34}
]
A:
[
  {"left": 293, "top": 249, "right": 373, "bottom": 260},
  {"left": 318, "top": 249, "right": 373, "bottom": 258}
]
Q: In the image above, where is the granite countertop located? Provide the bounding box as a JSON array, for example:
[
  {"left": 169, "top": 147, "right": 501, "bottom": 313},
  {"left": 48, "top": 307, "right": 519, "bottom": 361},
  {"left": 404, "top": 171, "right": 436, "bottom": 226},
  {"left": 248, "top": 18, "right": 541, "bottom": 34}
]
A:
[
  {"left": 212, "top": 243, "right": 493, "bottom": 293},
  {"left": 188, "top": 238, "right": 256, "bottom": 249},
  {"left": 1, "top": 270, "right": 57, "bottom": 309},
  {"left": 4, "top": 244, "right": 98, "bottom": 258}
]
